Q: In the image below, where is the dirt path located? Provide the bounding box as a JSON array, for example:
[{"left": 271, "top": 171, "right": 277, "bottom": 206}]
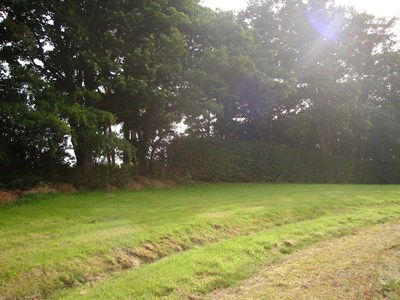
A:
[{"left": 209, "top": 221, "right": 400, "bottom": 300}]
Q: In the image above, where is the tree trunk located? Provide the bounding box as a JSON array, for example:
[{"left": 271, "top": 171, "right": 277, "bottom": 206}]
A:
[
  {"left": 74, "top": 138, "right": 93, "bottom": 176},
  {"left": 70, "top": 121, "right": 94, "bottom": 176},
  {"left": 148, "top": 137, "right": 163, "bottom": 175},
  {"left": 137, "top": 141, "right": 148, "bottom": 175},
  {"left": 136, "top": 130, "right": 149, "bottom": 176},
  {"left": 123, "top": 126, "right": 132, "bottom": 165}
]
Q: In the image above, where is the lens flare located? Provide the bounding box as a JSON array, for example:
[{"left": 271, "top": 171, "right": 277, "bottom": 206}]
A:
[{"left": 306, "top": 11, "right": 344, "bottom": 42}]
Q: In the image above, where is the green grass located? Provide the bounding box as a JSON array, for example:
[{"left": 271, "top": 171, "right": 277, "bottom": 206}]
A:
[
  {"left": 382, "top": 279, "right": 400, "bottom": 300},
  {"left": 1, "top": 184, "right": 400, "bottom": 299}
]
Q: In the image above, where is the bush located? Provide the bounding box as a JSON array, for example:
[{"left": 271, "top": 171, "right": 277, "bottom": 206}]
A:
[
  {"left": 71, "top": 164, "right": 138, "bottom": 190},
  {"left": 168, "top": 137, "right": 400, "bottom": 184}
]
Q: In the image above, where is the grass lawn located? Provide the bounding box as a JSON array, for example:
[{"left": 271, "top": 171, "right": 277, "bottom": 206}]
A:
[{"left": 1, "top": 184, "right": 400, "bottom": 299}]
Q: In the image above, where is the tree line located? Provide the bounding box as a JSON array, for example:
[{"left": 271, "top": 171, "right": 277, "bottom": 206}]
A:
[{"left": 1, "top": 0, "right": 399, "bottom": 188}]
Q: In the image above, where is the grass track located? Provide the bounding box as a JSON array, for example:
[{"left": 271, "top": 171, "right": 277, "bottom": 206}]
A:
[{"left": 1, "top": 184, "right": 400, "bottom": 299}]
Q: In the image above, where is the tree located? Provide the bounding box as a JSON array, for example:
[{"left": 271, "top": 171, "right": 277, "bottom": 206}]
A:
[
  {"left": 1, "top": 0, "right": 132, "bottom": 177},
  {"left": 243, "top": 0, "right": 398, "bottom": 157},
  {"left": 102, "top": 0, "right": 196, "bottom": 175},
  {"left": 182, "top": 7, "right": 289, "bottom": 143},
  {"left": 0, "top": 1, "right": 70, "bottom": 186}
]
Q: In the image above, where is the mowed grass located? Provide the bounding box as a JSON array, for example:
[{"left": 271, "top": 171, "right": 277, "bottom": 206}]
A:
[{"left": 1, "top": 184, "right": 400, "bottom": 299}]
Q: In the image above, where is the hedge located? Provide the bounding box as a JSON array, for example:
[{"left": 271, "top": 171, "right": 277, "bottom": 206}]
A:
[{"left": 168, "top": 137, "right": 400, "bottom": 184}]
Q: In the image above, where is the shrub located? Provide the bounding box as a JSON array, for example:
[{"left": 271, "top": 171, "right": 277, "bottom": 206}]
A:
[
  {"left": 70, "top": 164, "right": 138, "bottom": 189},
  {"left": 168, "top": 137, "right": 400, "bottom": 184}
]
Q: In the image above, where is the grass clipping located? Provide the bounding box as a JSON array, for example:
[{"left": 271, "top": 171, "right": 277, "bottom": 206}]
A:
[{"left": 211, "top": 221, "right": 400, "bottom": 300}]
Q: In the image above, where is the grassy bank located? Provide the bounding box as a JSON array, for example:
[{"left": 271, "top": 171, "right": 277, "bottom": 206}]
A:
[{"left": 1, "top": 184, "right": 400, "bottom": 298}]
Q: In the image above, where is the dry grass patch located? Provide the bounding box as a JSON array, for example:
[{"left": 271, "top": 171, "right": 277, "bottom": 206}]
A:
[
  {"left": 55, "top": 183, "right": 77, "bottom": 194},
  {"left": 380, "top": 243, "right": 400, "bottom": 299},
  {"left": 211, "top": 221, "right": 400, "bottom": 300},
  {"left": 162, "top": 179, "right": 178, "bottom": 188},
  {"left": 133, "top": 175, "right": 153, "bottom": 187},
  {"left": 112, "top": 249, "right": 142, "bottom": 269},
  {"left": 124, "top": 181, "right": 143, "bottom": 191},
  {"left": 102, "top": 184, "right": 118, "bottom": 192},
  {"left": 23, "top": 182, "right": 58, "bottom": 195},
  {"left": 0, "top": 183, "right": 77, "bottom": 206},
  {"left": 0, "top": 190, "right": 20, "bottom": 204},
  {"left": 125, "top": 176, "right": 177, "bottom": 191}
]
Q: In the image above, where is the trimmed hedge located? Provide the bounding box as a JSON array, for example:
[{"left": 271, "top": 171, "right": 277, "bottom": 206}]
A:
[{"left": 168, "top": 137, "right": 400, "bottom": 184}]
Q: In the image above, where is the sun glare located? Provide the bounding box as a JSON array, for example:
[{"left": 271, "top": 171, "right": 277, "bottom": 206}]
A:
[
  {"left": 201, "top": 0, "right": 400, "bottom": 38},
  {"left": 305, "top": 11, "right": 345, "bottom": 42}
]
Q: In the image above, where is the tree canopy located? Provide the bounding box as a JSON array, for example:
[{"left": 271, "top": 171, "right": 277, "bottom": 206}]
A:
[{"left": 1, "top": 0, "right": 399, "bottom": 188}]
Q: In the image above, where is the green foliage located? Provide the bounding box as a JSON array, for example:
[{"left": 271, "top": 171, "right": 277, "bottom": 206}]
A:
[
  {"left": 0, "top": 71, "right": 71, "bottom": 187},
  {"left": 354, "top": 161, "right": 400, "bottom": 184},
  {"left": 1, "top": 0, "right": 400, "bottom": 185},
  {"left": 169, "top": 137, "right": 400, "bottom": 183},
  {"left": 67, "top": 164, "right": 137, "bottom": 190}
]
